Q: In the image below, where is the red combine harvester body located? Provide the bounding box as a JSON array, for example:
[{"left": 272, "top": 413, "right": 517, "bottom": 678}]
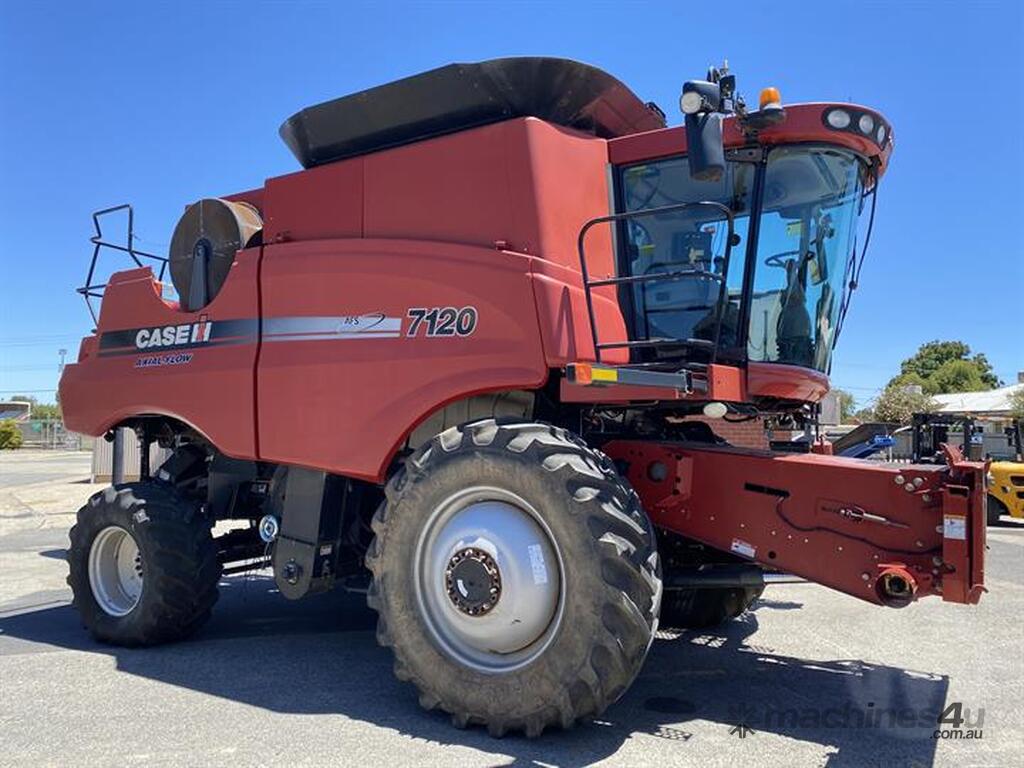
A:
[{"left": 59, "top": 58, "right": 985, "bottom": 736}]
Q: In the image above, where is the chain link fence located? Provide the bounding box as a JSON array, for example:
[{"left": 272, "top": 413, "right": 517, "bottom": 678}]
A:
[{"left": 11, "top": 419, "right": 90, "bottom": 450}]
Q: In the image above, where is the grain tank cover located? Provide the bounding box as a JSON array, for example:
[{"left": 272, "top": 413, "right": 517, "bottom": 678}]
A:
[{"left": 280, "top": 57, "right": 666, "bottom": 169}]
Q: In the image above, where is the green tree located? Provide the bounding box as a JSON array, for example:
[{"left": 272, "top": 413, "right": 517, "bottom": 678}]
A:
[
  {"left": 873, "top": 383, "right": 936, "bottom": 425},
  {"left": 0, "top": 420, "right": 22, "bottom": 449},
  {"left": 889, "top": 371, "right": 928, "bottom": 390},
  {"left": 29, "top": 402, "right": 61, "bottom": 420},
  {"left": 927, "top": 359, "right": 988, "bottom": 394},
  {"left": 852, "top": 406, "right": 876, "bottom": 423},
  {"left": 889, "top": 340, "right": 1000, "bottom": 393}
]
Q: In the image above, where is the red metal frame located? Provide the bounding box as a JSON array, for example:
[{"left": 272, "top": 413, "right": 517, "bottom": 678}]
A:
[{"left": 602, "top": 440, "right": 985, "bottom": 606}]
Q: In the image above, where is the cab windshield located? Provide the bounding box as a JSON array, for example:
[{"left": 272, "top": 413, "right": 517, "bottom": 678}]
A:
[{"left": 618, "top": 145, "right": 869, "bottom": 372}]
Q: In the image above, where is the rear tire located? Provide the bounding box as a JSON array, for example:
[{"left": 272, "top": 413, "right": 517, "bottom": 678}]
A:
[
  {"left": 67, "top": 482, "right": 220, "bottom": 646},
  {"left": 987, "top": 495, "right": 1007, "bottom": 526},
  {"left": 659, "top": 586, "right": 762, "bottom": 630},
  {"left": 366, "top": 420, "right": 661, "bottom": 737}
]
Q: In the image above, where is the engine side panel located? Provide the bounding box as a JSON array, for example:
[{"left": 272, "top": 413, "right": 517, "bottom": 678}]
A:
[
  {"left": 59, "top": 251, "right": 261, "bottom": 459},
  {"left": 256, "top": 239, "right": 549, "bottom": 481}
]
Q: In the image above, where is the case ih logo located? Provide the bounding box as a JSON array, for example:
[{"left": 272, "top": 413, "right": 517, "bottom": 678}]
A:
[
  {"left": 135, "top": 321, "right": 212, "bottom": 350},
  {"left": 98, "top": 318, "right": 257, "bottom": 357}
]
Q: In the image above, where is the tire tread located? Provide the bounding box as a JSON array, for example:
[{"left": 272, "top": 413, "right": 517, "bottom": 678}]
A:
[{"left": 365, "top": 419, "right": 661, "bottom": 737}]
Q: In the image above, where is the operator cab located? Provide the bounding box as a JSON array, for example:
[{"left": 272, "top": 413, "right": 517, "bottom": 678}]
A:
[
  {"left": 591, "top": 65, "right": 891, "bottom": 382},
  {"left": 616, "top": 142, "right": 870, "bottom": 373}
]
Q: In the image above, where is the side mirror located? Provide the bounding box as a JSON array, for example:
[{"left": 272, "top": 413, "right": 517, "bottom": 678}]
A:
[{"left": 685, "top": 111, "right": 725, "bottom": 182}]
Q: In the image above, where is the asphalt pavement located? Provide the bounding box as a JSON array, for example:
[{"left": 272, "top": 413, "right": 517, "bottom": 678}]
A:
[{"left": 1, "top": 450, "right": 1021, "bottom": 767}]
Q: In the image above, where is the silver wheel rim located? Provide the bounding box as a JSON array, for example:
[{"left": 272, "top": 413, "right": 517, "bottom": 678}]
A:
[
  {"left": 414, "top": 486, "right": 564, "bottom": 673},
  {"left": 88, "top": 526, "right": 144, "bottom": 617}
]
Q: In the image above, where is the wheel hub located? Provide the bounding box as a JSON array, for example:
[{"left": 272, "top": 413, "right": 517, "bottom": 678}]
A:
[
  {"left": 445, "top": 547, "right": 501, "bottom": 616},
  {"left": 414, "top": 488, "right": 564, "bottom": 672},
  {"left": 88, "top": 525, "right": 144, "bottom": 617}
]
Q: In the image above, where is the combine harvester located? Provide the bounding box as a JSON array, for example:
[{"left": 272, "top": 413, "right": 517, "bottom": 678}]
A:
[{"left": 60, "top": 58, "right": 986, "bottom": 736}]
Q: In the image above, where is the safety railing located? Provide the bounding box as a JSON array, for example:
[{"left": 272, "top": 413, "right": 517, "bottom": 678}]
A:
[
  {"left": 78, "top": 205, "right": 168, "bottom": 325},
  {"left": 577, "top": 201, "right": 737, "bottom": 366}
]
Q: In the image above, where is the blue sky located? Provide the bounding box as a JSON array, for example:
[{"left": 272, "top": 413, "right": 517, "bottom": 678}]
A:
[{"left": 1, "top": 0, "right": 1021, "bottom": 406}]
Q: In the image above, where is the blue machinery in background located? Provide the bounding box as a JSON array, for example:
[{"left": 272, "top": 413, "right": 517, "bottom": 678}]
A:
[{"left": 837, "top": 432, "right": 896, "bottom": 459}]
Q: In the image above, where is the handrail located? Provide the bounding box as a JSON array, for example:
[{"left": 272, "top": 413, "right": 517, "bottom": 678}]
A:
[
  {"left": 576, "top": 201, "right": 736, "bottom": 364},
  {"left": 587, "top": 268, "right": 724, "bottom": 288},
  {"left": 78, "top": 205, "right": 169, "bottom": 325}
]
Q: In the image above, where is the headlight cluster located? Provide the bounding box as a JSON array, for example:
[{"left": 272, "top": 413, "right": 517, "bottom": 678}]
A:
[{"left": 823, "top": 107, "right": 890, "bottom": 147}]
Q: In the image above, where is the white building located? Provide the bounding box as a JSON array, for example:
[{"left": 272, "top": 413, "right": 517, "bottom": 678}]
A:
[{"left": 931, "top": 375, "right": 1023, "bottom": 434}]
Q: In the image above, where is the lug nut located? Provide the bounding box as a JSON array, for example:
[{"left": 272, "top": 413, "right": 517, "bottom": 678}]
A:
[{"left": 282, "top": 560, "right": 301, "bottom": 585}]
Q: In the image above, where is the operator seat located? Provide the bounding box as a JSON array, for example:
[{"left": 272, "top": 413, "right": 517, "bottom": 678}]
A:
[{"left": 775, "top": 259, "right": 813, "bottom": 366}]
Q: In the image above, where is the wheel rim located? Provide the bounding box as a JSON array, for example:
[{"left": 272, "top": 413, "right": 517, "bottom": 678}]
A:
[
  {"left": 414, "top": 486, "right": 564, "bottom": 673},
  {"left": 88, "top": 526, "right": 144, "bottom": 617}
]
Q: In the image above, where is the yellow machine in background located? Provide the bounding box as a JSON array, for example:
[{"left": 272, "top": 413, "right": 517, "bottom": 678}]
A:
[
  {"left": 987, "top": 419, "right": 1023, "bottom": 524},
  {"left": 989, "top": 461, "right": 1024, "bottom": 523}
]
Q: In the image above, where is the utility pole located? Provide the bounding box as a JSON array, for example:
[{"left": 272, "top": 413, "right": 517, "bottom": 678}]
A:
[{"left": 56, "top": 349, "right": 68, "bottom": 448}]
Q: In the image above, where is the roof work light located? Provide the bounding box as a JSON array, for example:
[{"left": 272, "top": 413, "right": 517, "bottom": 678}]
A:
[
  {"left": 822, "top": 107, "right": 892, "bottom": 148},
  {"left": 759, "top": 86, "right": 782, "bottom": 111}
]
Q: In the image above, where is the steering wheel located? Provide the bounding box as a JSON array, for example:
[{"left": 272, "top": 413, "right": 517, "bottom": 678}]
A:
[{"left": 763, "top": 249, "right": 802, "bottom": 268}]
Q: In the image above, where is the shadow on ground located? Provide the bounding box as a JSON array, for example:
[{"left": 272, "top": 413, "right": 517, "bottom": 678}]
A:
[{"left": 0, "top": 576, "right": 947, "bottom": 767}]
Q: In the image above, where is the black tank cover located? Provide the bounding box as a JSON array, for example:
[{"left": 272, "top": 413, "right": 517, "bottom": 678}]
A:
[{"left": 279, "top": 57, "right": 666, "bottom": 169}]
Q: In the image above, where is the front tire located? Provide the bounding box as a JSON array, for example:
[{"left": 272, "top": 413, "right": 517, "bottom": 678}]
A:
[
  {"left": 659, "top": 586, "right": 763, "bottom": 630},
  {"left": 658, "top": 531, "right": 761, "bottom": 629},
  {"left": 366, "top": 420, "right": 661, "bottom": 737},
  {"left": 67, "top": 482, "right": 220, "bottom": 646}
]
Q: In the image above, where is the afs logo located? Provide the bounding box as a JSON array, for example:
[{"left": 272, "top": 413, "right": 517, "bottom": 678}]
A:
[{"left": 135, "top": 321, "right": 213, "bottom": 350}]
